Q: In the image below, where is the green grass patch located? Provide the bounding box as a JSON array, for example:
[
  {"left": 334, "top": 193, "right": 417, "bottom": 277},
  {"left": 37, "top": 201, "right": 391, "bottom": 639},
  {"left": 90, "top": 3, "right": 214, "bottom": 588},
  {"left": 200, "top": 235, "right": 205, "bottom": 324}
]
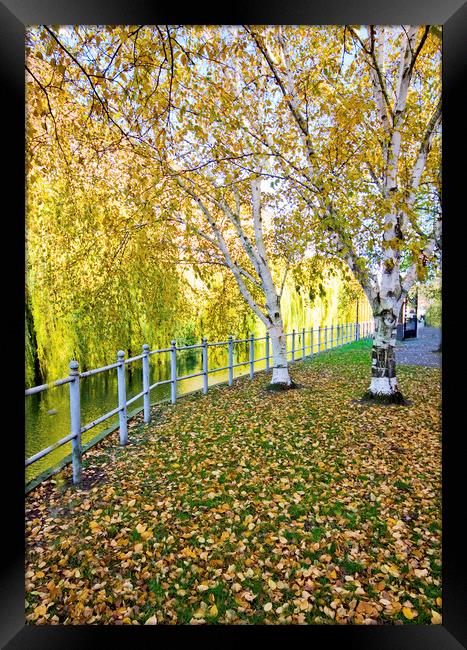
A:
[{"left": 25, "top": 340, "right": 441, "bottom": 626}]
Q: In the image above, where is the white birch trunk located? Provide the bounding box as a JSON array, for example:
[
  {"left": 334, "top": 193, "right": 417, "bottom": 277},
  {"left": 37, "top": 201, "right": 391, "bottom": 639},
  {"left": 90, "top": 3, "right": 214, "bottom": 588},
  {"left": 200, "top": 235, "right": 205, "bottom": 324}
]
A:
[
  {"left": 268, "top": 319, "right": 291, "bottom": 385},
  {"left": 366, "top": 302, "right": 405, "bottom": 402},
  {"left": 250, "top": 178, "right": 292, "bottom": 387}
]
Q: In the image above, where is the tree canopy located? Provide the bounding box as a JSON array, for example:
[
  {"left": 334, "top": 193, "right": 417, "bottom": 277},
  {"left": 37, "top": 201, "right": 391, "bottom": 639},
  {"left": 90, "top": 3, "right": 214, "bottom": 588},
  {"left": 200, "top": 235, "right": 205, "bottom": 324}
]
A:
[{"left": 25, "top": 25, "right": 440, "bottom": 391}]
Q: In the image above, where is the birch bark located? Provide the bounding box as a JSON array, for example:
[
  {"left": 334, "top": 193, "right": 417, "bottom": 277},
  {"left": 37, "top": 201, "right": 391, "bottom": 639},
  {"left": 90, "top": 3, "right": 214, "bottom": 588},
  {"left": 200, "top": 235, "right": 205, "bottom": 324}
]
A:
[{"left": 173, "top": 173, "right": 293, "bottom": 388}]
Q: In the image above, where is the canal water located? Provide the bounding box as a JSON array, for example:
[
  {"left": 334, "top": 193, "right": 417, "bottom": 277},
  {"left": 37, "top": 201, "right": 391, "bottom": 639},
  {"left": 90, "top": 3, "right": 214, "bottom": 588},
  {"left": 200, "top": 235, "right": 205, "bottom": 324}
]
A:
[{"left": 25, "top": 337, "right": 282, "bottom": 485}]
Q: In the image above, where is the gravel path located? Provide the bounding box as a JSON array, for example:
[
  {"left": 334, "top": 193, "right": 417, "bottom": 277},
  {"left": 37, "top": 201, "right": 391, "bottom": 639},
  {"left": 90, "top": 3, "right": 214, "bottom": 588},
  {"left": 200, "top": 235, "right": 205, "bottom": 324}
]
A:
[{"left": 396, "top": 326, "right": 441, "bottom": 367}]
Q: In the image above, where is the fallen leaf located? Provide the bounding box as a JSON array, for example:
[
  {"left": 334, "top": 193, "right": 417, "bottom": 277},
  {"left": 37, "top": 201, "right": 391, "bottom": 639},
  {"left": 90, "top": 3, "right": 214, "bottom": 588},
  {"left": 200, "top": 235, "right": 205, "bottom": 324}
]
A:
[{"left": 431, "top": 610, "right": 442, "bottom": 625}]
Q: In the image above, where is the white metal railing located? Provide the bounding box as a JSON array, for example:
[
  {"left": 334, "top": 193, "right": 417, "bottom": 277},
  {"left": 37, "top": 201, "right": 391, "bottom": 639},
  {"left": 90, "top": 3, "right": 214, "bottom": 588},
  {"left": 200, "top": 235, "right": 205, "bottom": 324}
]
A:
[{"left": 25, "top": 320, "right": 375, "bottom": 485}]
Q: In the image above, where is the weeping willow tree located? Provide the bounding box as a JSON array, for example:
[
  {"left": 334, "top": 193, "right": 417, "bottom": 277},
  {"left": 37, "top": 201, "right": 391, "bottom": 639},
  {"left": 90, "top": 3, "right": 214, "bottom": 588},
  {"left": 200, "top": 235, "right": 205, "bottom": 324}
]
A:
[{"left": 26, "top": 172, "right": 187, "bottom": 381}]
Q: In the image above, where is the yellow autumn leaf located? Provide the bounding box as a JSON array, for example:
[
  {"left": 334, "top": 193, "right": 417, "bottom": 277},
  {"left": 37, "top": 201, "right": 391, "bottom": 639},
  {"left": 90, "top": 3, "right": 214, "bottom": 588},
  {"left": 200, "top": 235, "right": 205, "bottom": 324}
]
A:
[
  {"left": 402, "top": 607, "right": 415, "bottom": 620},
  {"left": 388, "top": 565, "right": 400, "bottom": 576},
  {"left": 34, "top": 604, "right": 47, "bottom": 617},
  {"left": 134, "top": 543, "right": 143, "bottom": 553},
  {"left": 141, "top": 530, "right": 153, "bottom": 540},
  {"left": 209, "top": 604, "right": 218, "bottom": 617},
  {"left": 431, "top": 610, "right": 442, "bottom": 624},
  {"left": 136, "top": 523, "right": 146, "bottom": 534},
  {"left": 263, "top": 602, "right": 273, "bottom": 612},
  {"left": 193, "top": 608, "right": 205, "bottom": 619}
]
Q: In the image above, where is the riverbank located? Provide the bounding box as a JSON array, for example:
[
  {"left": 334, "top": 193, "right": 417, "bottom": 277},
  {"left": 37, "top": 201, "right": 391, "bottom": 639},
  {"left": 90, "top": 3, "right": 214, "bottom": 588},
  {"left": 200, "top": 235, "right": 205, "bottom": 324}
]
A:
[{"left": 25, "top": 340, "right": 442, "bottom": 625}]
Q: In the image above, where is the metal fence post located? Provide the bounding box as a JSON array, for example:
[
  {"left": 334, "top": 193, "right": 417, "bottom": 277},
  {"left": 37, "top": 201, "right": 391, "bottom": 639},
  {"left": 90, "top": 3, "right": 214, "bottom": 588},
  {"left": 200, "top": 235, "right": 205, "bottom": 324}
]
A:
[
  {"left": 117, "top": 350, "right": 128, "bottom": 445},
  {"left": 302, "top": 327, "right": 306, "bottom": 359},
  {"left": 318, "top": 326, "right": 321, "bottom": 354},
  {"left": 170, "top": 340, "right": 177, "bottom": 404},
  {"left": 202, "top": 337, "right": 208, "bottom": 394},
  {"left": 69, "top": 360, "right": 82, "bottom": 485},
  {"left": 324, "top": 325, "right": 328, "bottom": 351},
  {"left": 265, "top": 332, "right": 270, "bottom": 372},
  {"left": 249, "top": 333, "right": 255, "bottom": 379},
  {"left": 142, "top": 344, "right": 150, "bottom": 423},
  {"left": 310, "top": 327, "right": 313, "bottom": 356},
  {"left": 356, "top": 322, "right": 360, "bottom": 341},
  {"left": 292, "top": 329, "right": 295, "bottom": 362},
  {"left": 228, "top": 335, "right": 234, "bottom": 386},
  {"left": 330, "top": 324, "right": 333, "bottom": 349}
]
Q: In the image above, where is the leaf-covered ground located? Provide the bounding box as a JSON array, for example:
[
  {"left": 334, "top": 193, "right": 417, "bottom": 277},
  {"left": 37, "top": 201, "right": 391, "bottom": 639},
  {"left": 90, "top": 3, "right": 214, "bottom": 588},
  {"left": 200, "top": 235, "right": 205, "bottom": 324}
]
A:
[{"left": 25, "top": 340, "right": 442, "bottom": 625}]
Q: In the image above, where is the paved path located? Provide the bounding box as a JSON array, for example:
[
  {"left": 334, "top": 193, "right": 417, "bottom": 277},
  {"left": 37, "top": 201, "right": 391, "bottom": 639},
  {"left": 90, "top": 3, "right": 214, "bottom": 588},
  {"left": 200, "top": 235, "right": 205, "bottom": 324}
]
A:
[{"left": 396, "top": 326, "right": 441, "bottom": 367}]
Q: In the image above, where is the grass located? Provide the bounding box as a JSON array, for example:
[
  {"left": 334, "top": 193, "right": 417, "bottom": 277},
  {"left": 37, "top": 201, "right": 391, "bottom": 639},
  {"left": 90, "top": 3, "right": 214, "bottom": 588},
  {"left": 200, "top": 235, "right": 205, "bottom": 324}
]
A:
[{"left": 25, "top": 339, "right": 442, "bottom": 625}]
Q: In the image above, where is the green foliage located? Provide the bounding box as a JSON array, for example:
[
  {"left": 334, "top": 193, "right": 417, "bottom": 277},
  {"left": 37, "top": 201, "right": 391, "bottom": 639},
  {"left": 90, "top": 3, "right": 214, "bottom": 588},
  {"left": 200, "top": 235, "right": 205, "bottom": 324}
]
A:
[{"left": 425, "top": 304, "right": 441, "bottom": 328}]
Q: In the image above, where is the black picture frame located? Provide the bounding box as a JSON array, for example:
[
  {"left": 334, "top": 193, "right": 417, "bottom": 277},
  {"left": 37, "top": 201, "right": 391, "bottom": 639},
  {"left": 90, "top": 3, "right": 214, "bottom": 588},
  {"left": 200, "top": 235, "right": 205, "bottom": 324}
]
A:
[{"left": 2, "top": 0, "right": 465, "bottom": 647}]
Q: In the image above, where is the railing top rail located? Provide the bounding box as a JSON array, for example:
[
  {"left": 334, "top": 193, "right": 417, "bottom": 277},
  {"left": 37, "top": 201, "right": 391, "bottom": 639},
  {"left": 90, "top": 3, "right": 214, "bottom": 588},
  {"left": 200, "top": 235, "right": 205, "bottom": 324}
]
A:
[
  {"left": 177, "top": 343, "right": 204, "bottom": 351},
  {"left": 25, "top": 320, "right": 368, "bottom": 395},
  {"left": 125, "top": 353, "right": 145, "bottom": 364},
  {"left": 149, "top": 347, "right": 171, "bottom": 355},
  {"left": 25, "top": 376, "right": 74, "bottom": 396},
  {"left": 80, "top": 362, "right": 120, "bottom": 378}
]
